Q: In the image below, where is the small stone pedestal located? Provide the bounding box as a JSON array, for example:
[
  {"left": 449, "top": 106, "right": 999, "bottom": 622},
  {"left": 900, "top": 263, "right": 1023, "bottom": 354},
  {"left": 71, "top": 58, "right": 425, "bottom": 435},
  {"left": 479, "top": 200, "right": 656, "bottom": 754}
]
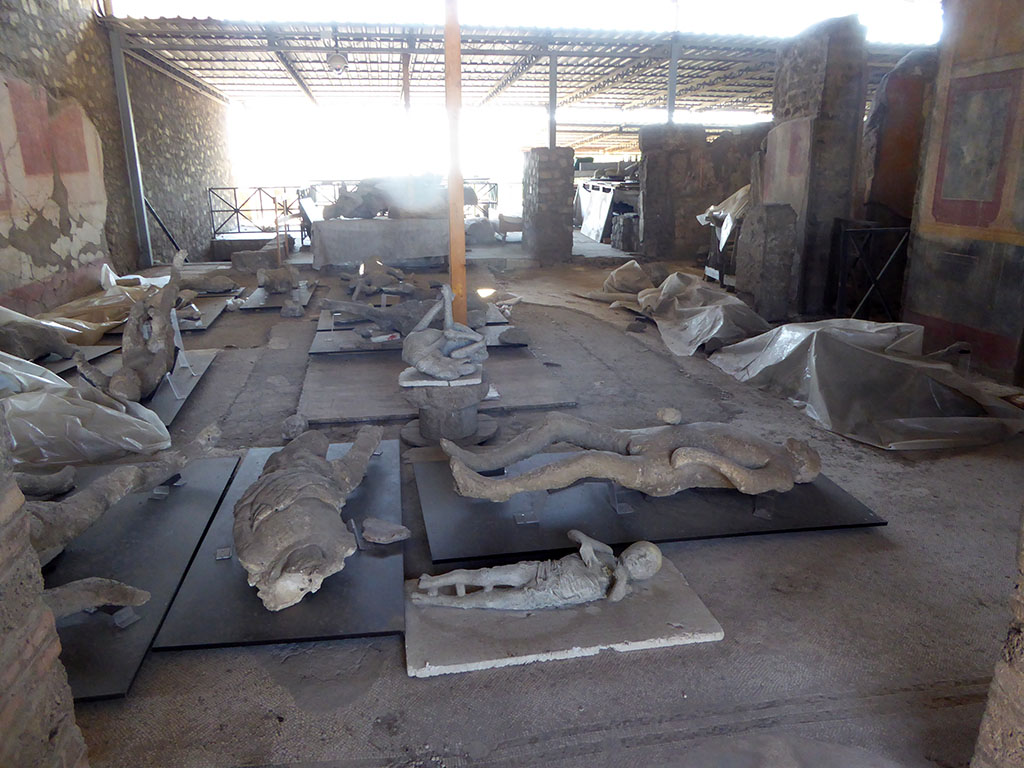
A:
[{"left": 398, "top": 368, "right": 496, "bottom": 447}]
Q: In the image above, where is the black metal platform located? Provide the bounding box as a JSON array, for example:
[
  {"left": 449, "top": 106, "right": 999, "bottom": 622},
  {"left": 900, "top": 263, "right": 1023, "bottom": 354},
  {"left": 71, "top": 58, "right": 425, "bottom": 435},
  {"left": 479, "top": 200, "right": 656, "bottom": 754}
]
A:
[
  {"left": 413, "top": 454, "right": 887, "bottom": 562},
  {"left": 153, "top": 440, "right": 404, "bottom": 650},
  {"left": 239, "top": 280, "right": 316, "bottom": 310},
  {"left": 308, "top": 324, "right": 525, "bottom": 354},
  {"left": 44, "top": 456, "right": 239, "bottom": 701}
]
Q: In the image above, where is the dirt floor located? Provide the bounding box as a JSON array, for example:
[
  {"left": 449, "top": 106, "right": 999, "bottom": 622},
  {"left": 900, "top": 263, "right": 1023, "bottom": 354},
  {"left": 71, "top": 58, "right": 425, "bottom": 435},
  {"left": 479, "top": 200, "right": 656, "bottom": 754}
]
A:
[{"left": 74, "top": 260, "right": 1024, "bottom": 768}]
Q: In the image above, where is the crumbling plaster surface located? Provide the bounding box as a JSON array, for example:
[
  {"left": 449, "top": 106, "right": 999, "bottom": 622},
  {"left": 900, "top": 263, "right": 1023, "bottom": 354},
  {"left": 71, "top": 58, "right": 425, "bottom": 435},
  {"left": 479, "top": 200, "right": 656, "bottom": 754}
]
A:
[
  {"left": 0, "top": 0, "right": 136, "bottom": 280},
  {"left": 0, "top": 72, "right": 110, "bottom": 315}
]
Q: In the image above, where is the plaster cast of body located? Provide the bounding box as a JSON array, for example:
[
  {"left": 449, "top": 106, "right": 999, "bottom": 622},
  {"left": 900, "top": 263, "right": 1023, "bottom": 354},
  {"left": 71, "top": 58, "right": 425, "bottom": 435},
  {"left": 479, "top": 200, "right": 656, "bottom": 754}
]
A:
[
  {"left": 411, "top": 529, "right": 662, "bottom": 610},
  {"left": 256, "top": 266, "right": 299, "bottom": 295},
  {"left": 76, "top": 264, "right": 180, "bottom": 403},
  {"left": 441, "top": 413, "right": 821, "bottom": 502},
  {"left": 0, "top": 322, "right": 77, "bottom": 361},
  {"left": 232, "top": 426, "right": 383, "bottom": 611},
  {"left": 402, "top": 285, "right": 488, "bottom": 381},
  {"left": 12, "top": 424, "right": 219, "bottom": 617}
]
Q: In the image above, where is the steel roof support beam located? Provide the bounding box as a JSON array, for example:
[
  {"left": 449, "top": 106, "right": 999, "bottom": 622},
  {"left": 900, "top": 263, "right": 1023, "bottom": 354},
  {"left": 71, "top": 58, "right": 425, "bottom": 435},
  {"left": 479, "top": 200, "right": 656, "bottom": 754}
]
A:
[
  {"left": 628, "top": 60, "right": 769, "bottom": 111},
  {"left": 123, "top": 49, "right": 229, "bottom": 106},
  {"left": 108, "top": 27, "right": 152, "bottom": 268},
  {"left": 271, "top": 49, "right": 317, "bottom": 104},
  {"left": 557, "top": 56, "right": 660, "bottom": 108},
  {"left": 480, "top": 50, "right": 541, "bottom": 105}
]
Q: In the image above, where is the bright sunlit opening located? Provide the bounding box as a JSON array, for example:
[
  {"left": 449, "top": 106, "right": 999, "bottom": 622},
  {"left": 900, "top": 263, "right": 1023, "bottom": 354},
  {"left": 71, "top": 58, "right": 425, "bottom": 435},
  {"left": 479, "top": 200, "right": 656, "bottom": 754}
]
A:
[{"left": 119, "top": 1, "right": 943, "bottom": 203}]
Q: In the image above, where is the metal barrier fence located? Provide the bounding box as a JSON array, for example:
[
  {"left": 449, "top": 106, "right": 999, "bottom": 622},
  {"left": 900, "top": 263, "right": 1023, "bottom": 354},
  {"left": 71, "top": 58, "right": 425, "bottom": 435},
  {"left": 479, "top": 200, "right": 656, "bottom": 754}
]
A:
[{"left": 208, "top": 179, "right": 499, "bottom": 238}]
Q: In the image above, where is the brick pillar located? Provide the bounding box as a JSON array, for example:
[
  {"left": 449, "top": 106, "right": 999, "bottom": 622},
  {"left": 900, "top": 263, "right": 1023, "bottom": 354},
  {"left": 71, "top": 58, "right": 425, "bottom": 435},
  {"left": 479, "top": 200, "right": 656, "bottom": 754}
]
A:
[
  {"left": 522, "top": 147, "right": 574, "bottom": 264},
  {"left": 0, "top": 448, "right": 89, "bottom": 767}
]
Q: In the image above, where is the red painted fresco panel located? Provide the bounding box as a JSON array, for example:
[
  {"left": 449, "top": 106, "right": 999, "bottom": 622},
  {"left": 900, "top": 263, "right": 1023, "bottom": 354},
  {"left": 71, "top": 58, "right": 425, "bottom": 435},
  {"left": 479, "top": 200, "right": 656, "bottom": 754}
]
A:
[{"left": 7, "top": 78, "right": 54, "bottom": 176}]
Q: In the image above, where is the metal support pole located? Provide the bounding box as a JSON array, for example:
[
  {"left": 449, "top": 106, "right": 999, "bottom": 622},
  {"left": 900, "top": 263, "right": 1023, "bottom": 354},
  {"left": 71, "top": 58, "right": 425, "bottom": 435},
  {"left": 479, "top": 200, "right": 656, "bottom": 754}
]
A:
[
  {"left": 444, "top": 0, "right": 467, "bottom": 325},
  {"left": 548, "top": 53, "right": 557, "bottom": 149},
  {"left": 667, "top": 32, "right": 680, "bottom": 122},
  {"left": 109, "top": 28, "right": 152, "bottom": 267},
  {"left": 401, "top": 53, "right": 413, "bottom": 111}
]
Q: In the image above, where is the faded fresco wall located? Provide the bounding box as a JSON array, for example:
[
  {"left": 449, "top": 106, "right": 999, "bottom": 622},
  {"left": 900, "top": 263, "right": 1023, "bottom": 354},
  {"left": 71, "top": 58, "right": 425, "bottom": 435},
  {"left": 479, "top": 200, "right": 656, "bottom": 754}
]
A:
[
  {"left": 127, "top": 59, "right": 233, "bottom": 263},
  {"left": 0, "top": 73, "right": 109, "bottom": 315},
  {"left": 0, "top": 1, "right": 234, "bottom": 311},
  {"left": 0, "top": 0, "right": 135, "bottom": 295},
  {"left": 903, "top": 0, "right": 1024, "bottom": 383},
  {"left": 861, "top": 50, "right": 938, "bottom": 223}
]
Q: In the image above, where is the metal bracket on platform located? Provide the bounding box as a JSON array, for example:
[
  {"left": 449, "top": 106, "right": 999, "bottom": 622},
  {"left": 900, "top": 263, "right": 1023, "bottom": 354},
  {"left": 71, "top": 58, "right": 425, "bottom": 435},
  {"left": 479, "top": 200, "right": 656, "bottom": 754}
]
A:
[
  {"left": 113, "top": 606, "right": 142, "bottom": 630},
  {"left": 347, "top": 518, "right": 372, "bottom": 550}
]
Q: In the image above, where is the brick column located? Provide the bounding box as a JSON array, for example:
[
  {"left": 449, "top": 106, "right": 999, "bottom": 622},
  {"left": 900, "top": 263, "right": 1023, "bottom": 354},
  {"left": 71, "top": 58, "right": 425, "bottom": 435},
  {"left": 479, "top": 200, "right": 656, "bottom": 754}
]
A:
[
  {"left": 0, "top": 452, "right": 89, "bottom": 767},
  {"left": 522, "top": 147, "right": 574, "bottom": 264}
]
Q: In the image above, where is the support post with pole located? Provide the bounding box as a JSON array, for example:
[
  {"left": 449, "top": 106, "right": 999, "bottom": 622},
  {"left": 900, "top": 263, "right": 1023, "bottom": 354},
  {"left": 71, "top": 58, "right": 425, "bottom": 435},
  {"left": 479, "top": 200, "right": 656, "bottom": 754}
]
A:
[
  {"left": 444, "top": 0, "right": 467, "bottom": 325},
  {"left": 667, "top": 32, "right": 680, "bottom": 122},
  {"left": 109, "top": 27, "right": 152, "bottom": 268}
]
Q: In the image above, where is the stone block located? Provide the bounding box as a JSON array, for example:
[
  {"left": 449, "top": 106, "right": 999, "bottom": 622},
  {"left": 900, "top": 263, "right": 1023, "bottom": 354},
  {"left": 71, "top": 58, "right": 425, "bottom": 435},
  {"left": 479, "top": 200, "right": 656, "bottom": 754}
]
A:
[
  {"left": 0, "top": 478, "right": 25, "bottom": 528},
  {"left": 735, "top": 203, "right": 798, "bottom": 322},
  {"left": 639, "top": 123, "right": 770, "bottom": 262},
  {"left": 230, "top": 248, "right": 281, "bottom": 274}
]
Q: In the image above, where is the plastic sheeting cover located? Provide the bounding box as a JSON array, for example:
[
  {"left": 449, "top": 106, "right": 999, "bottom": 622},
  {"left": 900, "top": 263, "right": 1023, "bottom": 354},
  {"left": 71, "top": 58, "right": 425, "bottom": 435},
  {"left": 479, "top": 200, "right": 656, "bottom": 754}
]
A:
[
  {"left": 710, "top": 319, "right": 1024, "bottom": 450},
  {"left": 628, "top": 272, "right": 770, "bottom": 356},
  {"left": 0, "top": 351, "right": 170, "bottom": 466}
]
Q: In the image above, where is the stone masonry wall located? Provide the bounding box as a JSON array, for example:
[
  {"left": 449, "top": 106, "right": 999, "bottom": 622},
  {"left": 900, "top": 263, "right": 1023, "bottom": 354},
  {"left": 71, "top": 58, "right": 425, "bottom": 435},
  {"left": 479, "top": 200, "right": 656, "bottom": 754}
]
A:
[
  {"left": 127, "top": 58, "right": 233, "bottom": 263},
  {"left": 638, "top": 123, "right": 771, "bottom": 262},
  {"left": 0, "top": 446, "right": 88, "bottom": 768},
  {"left": 522, "top": 147, "right": 574, "bottom": 264}
]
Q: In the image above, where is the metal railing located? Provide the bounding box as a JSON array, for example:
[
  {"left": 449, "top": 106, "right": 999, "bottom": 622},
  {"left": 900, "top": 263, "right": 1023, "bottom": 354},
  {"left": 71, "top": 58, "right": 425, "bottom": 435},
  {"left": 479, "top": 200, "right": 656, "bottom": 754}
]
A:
[
  {"left": 834, "top": 223, "right": 910, "bottom": 321},
  {"left": 208, "top": 178, "right": 499, "bottom": 237}
]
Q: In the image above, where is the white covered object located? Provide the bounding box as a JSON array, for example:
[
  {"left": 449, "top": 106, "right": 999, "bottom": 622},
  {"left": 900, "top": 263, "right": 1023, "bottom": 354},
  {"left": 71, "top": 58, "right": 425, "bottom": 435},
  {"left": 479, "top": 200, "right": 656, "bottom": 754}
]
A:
[
  {"left": 0, "top": 351, "right": 170, "bottom": 466},
  {"left": 710, "top": 320, "right": 1024, "bottom": 450}
]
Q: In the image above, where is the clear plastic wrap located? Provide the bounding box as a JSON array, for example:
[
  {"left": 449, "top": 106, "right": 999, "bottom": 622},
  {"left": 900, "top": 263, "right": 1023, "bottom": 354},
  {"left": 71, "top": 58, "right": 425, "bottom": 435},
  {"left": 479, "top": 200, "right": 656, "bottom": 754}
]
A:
[
  {"left": 710, "top": 320, "right": 1024, "bottom": 450},
  {"left": 0, "top": 352, "right": 170, "bottom": 466}
]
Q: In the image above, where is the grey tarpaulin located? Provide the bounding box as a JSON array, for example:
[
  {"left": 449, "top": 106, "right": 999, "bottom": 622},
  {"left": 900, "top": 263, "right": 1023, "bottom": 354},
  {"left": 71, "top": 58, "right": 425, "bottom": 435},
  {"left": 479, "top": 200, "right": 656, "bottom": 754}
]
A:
[
  {"left": 619, "top": 272, "right": 770, "bottom": 356},
  {"left": 580, "top": 264, "right": 770, "bottom": 356},
  {"left": 709, "top": 320, "right": 1024, "bottom": 450}
]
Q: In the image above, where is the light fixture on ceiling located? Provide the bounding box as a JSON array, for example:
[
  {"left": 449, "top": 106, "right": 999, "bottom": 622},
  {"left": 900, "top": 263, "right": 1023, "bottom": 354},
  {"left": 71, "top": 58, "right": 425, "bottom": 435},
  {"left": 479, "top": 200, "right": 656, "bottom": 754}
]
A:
[{"left": 325, "top": 51, "right": 348, "bottom": 75}]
